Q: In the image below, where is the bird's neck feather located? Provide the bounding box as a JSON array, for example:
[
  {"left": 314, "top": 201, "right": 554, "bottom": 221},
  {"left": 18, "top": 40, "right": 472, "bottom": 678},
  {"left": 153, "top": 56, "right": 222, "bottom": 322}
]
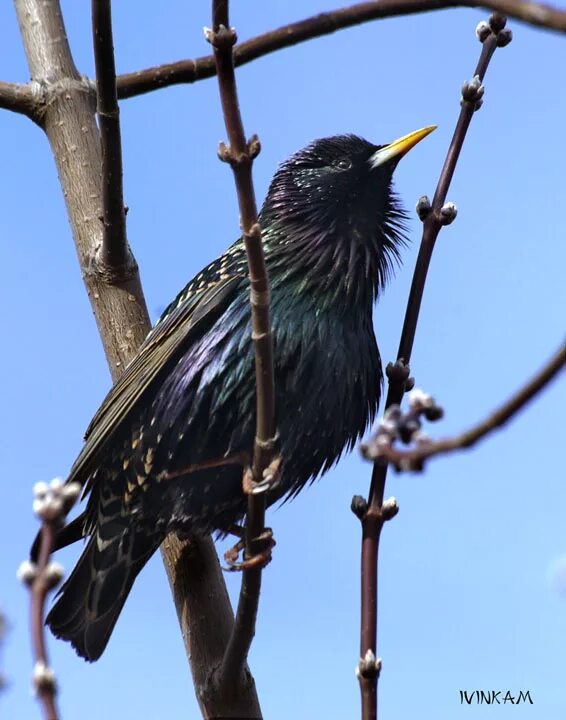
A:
[{"left": 262, "top": 220, "right": 399, "bottom": 312}]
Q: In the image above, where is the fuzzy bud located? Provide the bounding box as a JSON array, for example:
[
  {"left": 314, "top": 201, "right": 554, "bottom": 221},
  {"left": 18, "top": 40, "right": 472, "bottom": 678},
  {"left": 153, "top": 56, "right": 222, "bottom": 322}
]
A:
[
  {"left": 475, "top": 21, "right": 491, "bottom": 43},
  {"left": 49, "top": 477, "right": 64, "bottom": 496},
  {"left": 496, "top": 29, "right": 513, "bottom": 48},
  {"left": 461, "top": 75, "right": 484, "bottom": 104},
  {"left": 62, "top": 482, "right": 82, "bottom": 512},
  {"left": 356, "top": 649, "right": 382, "bottom": 680},
  {"left": 439, "top": 202, "right": 458, "bottom": 226},
  {"left": 33, "top": 482, "right": 49, "bottom": 500},
  {"left": 17, "top": 560, "right": 38, "bottom": 587},
  {"left": 32, "top": 661, "right": 57, "bottom": 694},
  {"left": 424, "top": 404, "right": 444, "bottom": 422},
  {"left": 416, "top": 195, "right": 432, "bottom": 221},
  {"left": 351, "top": 495, "right": 368, "bottom": 519},
  {"left": 489, "top": 13, "right": 507, "bottom": 34},
  {"left": 409, "top": 388, "right": 433, "bottom": 410},
  {"left": 34, "top": 496, "right": 64, "bottom": 522},
  {"left": 382, "top": 497, "right": 399, "bottom": 521},
  {"left": 44, "top": 562, "right": 65, "bottom": 589}
]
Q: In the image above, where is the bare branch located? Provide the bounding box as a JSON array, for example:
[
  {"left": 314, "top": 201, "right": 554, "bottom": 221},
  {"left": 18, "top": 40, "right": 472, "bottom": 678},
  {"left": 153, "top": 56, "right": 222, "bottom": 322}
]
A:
[
  {"left": 362, "top": 345, "right": 565, "bottom": 471},
  {"left": 356, "top": 15, "right": 510, "bottom": 720},
  {"left": 28, "top": 524, "right": 59, "bottom": 720},
  {"left": 116, "top": 1, "right": 566, "bottom": 100},
  {"left": 14, "top": 3, "right": 261, "bottom": 718},
  {"left": 91, "top": 0, "right": 130, "bottom": 270},
  {"left": 0, "top": 80, "right": 40, "bottom": 120},
  {"left": 205, "top": 0, "right": 276, "bottom": 701},
  {"left": 19, "top": 480, "right": 81, "bottom": 720}
]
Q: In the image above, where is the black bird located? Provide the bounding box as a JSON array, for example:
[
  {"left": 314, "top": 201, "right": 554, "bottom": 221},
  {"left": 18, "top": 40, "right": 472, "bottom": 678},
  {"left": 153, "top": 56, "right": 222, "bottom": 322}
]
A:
[{"left": 42, "top": 126, "right": 435, "bottom": 660}]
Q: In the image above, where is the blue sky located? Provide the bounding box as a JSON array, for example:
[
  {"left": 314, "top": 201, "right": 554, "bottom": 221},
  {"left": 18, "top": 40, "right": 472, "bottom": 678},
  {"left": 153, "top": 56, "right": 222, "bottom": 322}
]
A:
[{"left": 1, "top": 2, "right": 565, "bottom": 719}]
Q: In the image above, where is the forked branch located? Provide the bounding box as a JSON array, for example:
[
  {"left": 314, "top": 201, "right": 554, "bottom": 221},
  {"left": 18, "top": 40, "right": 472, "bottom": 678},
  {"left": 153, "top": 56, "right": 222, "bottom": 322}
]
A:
[
  {"left": 205, "top": 0, "right": 276, "bottom": 701},
  {"left": 362, "top": 345, "right": 565, "bottom": 471},
  {"left": 115, "top": 1, "right": 566, "bottom": 100},
  {"left": 356, "top": 14, "right": 512, "bottom": 720}
]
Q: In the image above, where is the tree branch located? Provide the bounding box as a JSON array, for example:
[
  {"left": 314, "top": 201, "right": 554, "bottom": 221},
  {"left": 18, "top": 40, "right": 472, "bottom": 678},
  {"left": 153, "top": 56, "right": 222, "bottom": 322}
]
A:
[
  {"left": 0, "top": 80, "right": 40, "bottom": 120},
  {"left": 14, "top": 2, "right": 261, "bottom": 718},
  {"left": 362, "top": 344, "right": 565, "bottom": 471},
  {"left": 356, "top": 14, "right": 510, "bottom": 720},
  {"left": 28, "top": 523, "right": 59, "bottom": 720},
  {"left": 205, "top": 0, "right": 276, "bottom": 703},
  {"left": 115, "top": 1, "right": 566, "bottom": 100},
  {"left": 91, "top": 0, "right": 130, "bottom": 270},
  {"left": 18, "top": 481, "right": 81, "bottom": 720}
]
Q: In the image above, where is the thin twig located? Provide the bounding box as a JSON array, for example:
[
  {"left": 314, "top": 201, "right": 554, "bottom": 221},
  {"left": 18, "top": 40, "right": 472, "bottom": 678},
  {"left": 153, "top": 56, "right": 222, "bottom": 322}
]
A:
[
  {"left": 29, "top": 524, "right": 59, "bottom": 720},
  {"left": 363, "top": 344, "right": 565, "bottom": 470},
  {"left": 0, "top": 80, "right": 40, "bottom": 120},
  {"left": 206, "top": 0, "right": 276, "bottom": 699},
  {"left": 116, "top": 0, "right": 566, "bottom": 100},
  {"left": 357, "top": 16, "right": 509, "bottom": 720},
  {"left": 91, "top": 0, "right": 130, "bottom": 270},
  {"left": 20, "top": 480, "right": 81, "bottom": 720}
]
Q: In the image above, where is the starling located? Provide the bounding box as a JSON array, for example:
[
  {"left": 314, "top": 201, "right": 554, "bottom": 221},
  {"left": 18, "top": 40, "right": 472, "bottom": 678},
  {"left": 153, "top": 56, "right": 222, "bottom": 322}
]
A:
[{"left": 41, "top": 126, "right": 435, "bottom": 660}]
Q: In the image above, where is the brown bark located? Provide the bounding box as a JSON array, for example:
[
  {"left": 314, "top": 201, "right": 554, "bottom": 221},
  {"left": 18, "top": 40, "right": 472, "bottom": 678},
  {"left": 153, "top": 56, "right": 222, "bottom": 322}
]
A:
[{"left": 13, "top": 1, "right": 261, "bottom": 717}]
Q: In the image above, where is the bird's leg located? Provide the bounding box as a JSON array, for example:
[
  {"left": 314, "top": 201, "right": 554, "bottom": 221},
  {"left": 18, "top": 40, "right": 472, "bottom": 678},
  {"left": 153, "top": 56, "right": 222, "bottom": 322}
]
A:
[
  {"left": 160, "top": 451, "right": 250, "bottom": 481},
  {"left": 223, "top": 528, "right": 276, "bottom": 572},
  {"left": 224, "top": 456, "right": 281, "bottom": 571}
]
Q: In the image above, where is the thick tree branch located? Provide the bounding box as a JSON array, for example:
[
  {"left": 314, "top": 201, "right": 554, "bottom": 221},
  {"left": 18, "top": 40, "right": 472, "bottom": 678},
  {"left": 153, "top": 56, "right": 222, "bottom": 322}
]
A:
[
  {"left": 91, "top": 0, "right": 130, "bottom": 270},
  {"left": 362, "top": 344, "right": 565, "bottom": 470},
  {"left": 356, "top": 15, "right": 509, "bottom": 720},
  {"left": 14, "top": 3, "right": 261, "bottom": 718},
  {"left": 205, "top": 0, "right": 276, "bottom": 704},
  {"left": 115, "top": 0, "right": 566, "bottom": 100}
]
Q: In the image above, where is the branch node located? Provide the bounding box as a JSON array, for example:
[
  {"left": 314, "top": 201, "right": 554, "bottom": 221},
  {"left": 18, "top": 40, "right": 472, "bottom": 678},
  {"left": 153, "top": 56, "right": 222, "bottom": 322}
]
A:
[
  {"left": 217, "top": 140, "right": 253, "bottom": 167},
  {"left": 461, "top": 75, "right": 484, "bottom": 106},
  {"left": 205, "top": 24, "right": 238, "bottom": 48},
  {"left": 386, "top": 359, "right": 410, "bottom": 384},
  {"left": 356, "top": 649, "right": 382, "bottom": 680}
]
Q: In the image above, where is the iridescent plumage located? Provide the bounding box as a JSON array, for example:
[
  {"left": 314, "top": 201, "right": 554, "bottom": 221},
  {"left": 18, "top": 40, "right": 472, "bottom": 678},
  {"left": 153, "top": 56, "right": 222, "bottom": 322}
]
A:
[{"left": 42, "top": 134, "right": 419, "bottom": 660}]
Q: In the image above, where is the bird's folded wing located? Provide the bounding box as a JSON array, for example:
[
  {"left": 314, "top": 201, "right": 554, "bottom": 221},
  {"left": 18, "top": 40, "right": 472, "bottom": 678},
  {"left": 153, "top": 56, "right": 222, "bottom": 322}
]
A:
[{"left": 68, "top": 274, "right": 242, "bottom": 488}]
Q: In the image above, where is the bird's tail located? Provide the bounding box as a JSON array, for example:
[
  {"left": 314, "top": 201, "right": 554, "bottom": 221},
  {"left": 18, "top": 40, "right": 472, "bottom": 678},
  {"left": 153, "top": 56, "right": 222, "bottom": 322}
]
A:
[{"left": 46, "top": 527, "right": 159, "bottom": 661}]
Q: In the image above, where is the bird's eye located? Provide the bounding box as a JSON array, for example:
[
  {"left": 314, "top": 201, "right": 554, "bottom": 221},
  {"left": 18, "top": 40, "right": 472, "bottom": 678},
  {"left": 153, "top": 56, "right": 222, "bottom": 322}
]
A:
[{"left": 333, "top": 158, "right": 352, "bottom": 170}]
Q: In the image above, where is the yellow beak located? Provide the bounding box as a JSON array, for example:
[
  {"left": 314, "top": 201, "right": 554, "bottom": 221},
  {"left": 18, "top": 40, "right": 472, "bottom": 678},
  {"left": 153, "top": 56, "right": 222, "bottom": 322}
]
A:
[{"left": 369, "top": 125, "right": 437, "bottom": 168}]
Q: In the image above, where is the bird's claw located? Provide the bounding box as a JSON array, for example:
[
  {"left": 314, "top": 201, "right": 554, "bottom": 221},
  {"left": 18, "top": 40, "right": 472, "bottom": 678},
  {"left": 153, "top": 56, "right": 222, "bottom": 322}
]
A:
[
  {"left": 223, "top": 529, "right": 276, "bottom": 572},
  {"left": 242, "top": 456, "right": 282, "bottom": 495}
]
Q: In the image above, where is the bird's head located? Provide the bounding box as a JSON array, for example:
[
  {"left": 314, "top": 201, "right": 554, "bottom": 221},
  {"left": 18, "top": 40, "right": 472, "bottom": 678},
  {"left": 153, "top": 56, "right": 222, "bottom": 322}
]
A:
[{"left": 261, "top": 127, "right": 435, "bottom": 304}]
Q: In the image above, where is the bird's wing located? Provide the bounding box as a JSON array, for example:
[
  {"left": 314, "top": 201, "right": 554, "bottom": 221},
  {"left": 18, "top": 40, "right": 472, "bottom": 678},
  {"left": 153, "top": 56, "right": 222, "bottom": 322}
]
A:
[{"left": 68, "top": 272, "right": 243, "bottom": 488}]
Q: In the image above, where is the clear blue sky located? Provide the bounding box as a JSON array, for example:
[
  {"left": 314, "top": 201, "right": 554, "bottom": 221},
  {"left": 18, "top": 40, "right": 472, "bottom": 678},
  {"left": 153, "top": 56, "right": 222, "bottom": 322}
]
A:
[{"left": 1, "top": 2, "right": 565, "bottom": 719}]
